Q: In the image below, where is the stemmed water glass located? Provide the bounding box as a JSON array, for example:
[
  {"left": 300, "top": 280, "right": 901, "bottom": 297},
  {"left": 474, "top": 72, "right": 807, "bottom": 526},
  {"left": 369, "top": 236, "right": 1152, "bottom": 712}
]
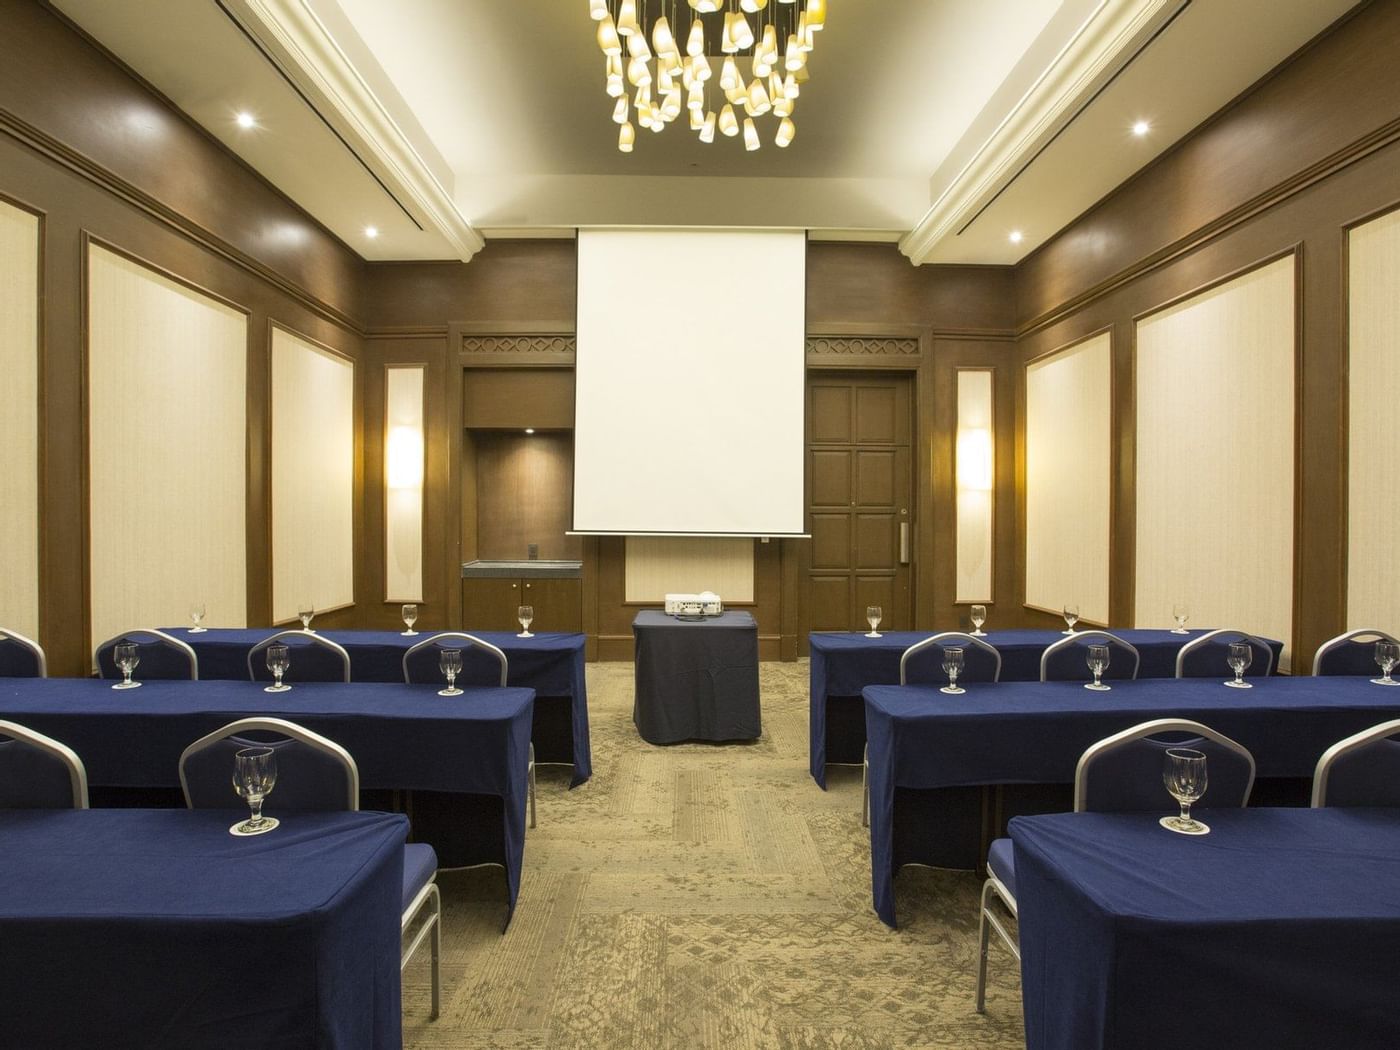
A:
[
  {"left": 970, "top": 605, "right": 988, "bottom": 637},
  {"left": 401, "top": 604, "right": 419, "bottom": 637},
  {"left": 438, "top": 648, "right": 463, "bottom": 697},
  {"left": 189, "top": 603, "right": 207, "bottom": 633},
  {"left": 1171, "top": 602, "right": 1189, "bottom": 634},
  {"left": 112, "top": 642, "right": 141, "bottom": 690},
  {"left": 298, "top": 602, "right": 315, "bottom": 633},
  {"left": 1062, "top": 604, "right": 1080, "bottom": 635},
  {"left": 231, "top": 746, "right": 279, "bottom": 836},
  {"left": 263, "top": 643, "right": 290, "bottom": 693},
  {"left": 517, "top": 605, "right": 534, "bottom": 639},
  {"left": 1160, "top": 748, "right": 1209, "bottom": 835},
  {"left": 1085, "top": 643, "right": 1111, "bottom": 691},
  {"left": 1372, "top": 640, "right": 1400, "bottom": 686},
  {"left": 865, "top": 606, "right": 883, "bottom": 639},
  {"left": 1225, "top": 641, "right": 1253, "bottom": 688},
  {"left": 940, "top": 646, "right": 965, "bottom": 695}
]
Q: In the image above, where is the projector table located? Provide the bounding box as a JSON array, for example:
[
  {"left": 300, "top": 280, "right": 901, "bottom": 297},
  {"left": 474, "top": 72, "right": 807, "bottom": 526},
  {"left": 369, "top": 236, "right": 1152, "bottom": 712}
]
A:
[{"left": 632, "top": 610, "right": 761, "bottom": 744}]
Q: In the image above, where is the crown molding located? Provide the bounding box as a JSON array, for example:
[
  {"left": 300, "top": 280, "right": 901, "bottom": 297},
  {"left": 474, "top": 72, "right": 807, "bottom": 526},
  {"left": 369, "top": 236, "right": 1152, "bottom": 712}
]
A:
[
  {"left": 229, "top": 0, "right": 484, "bottom": 262},
  {"left": 899, "top": 0, "right": 1186, "bottom": 266}
]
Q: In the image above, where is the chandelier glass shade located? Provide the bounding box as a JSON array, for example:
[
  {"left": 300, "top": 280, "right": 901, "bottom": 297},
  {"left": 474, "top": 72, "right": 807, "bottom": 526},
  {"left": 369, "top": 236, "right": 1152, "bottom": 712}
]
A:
[{"left": 589, "top": 0, "right": 826, "bottom": 152}]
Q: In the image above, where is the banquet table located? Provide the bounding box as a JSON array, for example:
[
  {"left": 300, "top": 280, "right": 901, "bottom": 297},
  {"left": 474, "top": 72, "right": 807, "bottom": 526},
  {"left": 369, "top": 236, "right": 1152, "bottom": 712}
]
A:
[
  {"left": 863, "top": 674, "right": 1400, "bottom": 926},
  {"left": 163, "top": 627, "right": 591, "bottom": 785},
  {"left": 809, "top": 628, "right": 1283, "bottom": 786},
  {"left": 0, "top": 676, "right": 533, "bottom": 918},
  {"left": 1012, "top": 807, "right": 1400, "bottom": 1050},
  {"left": 632, "top": 611, "right": 761, "bottom": 744},
  {"left": 0, "top": 808, "right": 408, "bottom": 1050}
]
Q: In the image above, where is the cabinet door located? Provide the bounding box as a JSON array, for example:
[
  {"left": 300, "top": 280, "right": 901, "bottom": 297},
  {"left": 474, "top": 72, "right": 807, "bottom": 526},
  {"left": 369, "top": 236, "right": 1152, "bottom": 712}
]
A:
[
  {"left": 524, "top": 577, "right": 582, "bottom": 633},
  {"left": 463, "top": 578, "right": 525, "bottom": 631}
]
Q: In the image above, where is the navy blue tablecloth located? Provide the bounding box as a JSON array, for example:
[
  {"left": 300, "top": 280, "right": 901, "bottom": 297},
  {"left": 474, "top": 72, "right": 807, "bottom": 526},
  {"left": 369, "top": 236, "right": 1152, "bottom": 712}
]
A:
[
  {"left": 1012, "top": 808, "right": 1400, "bottom": 1050},
  {"left": 863, "top": 675, "right": 1400, "bottom": 926},
  {"left": 633, "top": 612, "right": 761, "bottom": 743},
  {"left": 0, "top": 677, "right": 533, "bottom": 917},
  {"left": 0, "top": 808, "right": 407, "bottom": 1049},
  {"left": 164, "top": 628, "right": 591, "bottom": 785},
  {"left": 809, "top": 628, "right": 1283, "bottom": 786}
]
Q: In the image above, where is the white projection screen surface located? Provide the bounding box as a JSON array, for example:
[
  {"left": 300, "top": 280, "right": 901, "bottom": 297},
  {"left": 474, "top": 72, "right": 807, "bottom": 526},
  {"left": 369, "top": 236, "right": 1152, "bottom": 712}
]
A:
[{"left": 573, "top": 229, "right": 806, "bottom": 536}]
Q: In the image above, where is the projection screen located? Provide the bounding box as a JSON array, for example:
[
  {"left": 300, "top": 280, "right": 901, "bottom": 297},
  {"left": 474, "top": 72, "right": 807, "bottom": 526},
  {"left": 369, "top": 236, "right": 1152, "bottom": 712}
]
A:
[{"left": 573, "top": 228, "right": 806, "bottom": 536}]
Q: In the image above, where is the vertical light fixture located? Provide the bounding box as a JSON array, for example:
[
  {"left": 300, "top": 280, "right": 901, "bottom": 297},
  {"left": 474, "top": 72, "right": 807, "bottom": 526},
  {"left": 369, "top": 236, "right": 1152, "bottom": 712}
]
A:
[
  {"left": 385, "top": 366, "right": 425, "bottom": 605},
  {"left": 955, "top": 370, "right": 995, "bottom": 605}
]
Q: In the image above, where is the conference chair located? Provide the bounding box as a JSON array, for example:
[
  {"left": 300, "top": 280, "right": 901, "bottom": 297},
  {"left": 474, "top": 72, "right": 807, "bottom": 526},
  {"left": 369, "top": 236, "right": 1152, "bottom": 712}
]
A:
[
  {"left": 1311, "top": 628, "right": 1400, "bottom": 677},
  {"left": 247, "top": 629, "right": 351, "bottom": 684},
  {"left": 1040, "top": 630, "right": 1140, "bottom": 683},
  {"left": 404, "top": 632, "right": 537, "bottom": 829},
  {"left": 1175, "top": 628, "right": 1275, "bottom": 679},
  {"left": 860, "top": 633, "right": 1002, "bottom": 827},
  {"left": 0, "top": 720, "right": 89, "bottom": 809},
  {"left": 179, "top": 717, "right": 441, "bottom": 1020},
  {"left": 95, "top": 628, "right": 199, "bottom": 681},
  {"left": 1311, "top": 719, "right": 1400, "bottom": 808},
  {"left": 0, "top": 628, "right": 47, "bottom": 677},
  {"left": 975, "top": 719, "right": 1254, "bottom": 1013}
]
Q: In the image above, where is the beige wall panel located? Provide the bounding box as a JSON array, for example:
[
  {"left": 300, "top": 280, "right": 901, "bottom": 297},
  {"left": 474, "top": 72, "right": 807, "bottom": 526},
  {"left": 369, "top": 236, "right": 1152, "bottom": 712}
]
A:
[
  {"left": 1025, "top": 333, "right": 1112, "bottom": 624},
  {"left": 88, "top": 245, "right": 247, "bottom": 647},
  {"left": 956, "top": 370, "right": 994, "bottom": 603},
  {"left": 1347, "top": 209, "right": 1400, "bottom": 631},
  {"left": 1135, "top": 257, "right": 1295, "bottom": 665},
  {"left": 272, "top": 327, "right": 355, "bottom": 623},
  {"left": 384, "top": 365, "right": 424, "bottom": 603},
  {"left": 0, "top": 202, "right": 40, "bottom": 638},
  {"left": 624, "top": 537, "right": 756, "bottom": 603}
]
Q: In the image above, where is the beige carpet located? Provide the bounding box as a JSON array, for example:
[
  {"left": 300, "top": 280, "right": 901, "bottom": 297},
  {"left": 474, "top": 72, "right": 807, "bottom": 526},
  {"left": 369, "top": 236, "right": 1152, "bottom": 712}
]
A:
[{"left": 402, "top": 660, "right": 1026, "bottom": 1049}]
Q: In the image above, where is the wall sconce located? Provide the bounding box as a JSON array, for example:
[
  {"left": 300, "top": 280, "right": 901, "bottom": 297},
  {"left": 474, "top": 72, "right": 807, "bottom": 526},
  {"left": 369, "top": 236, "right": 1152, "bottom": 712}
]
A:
[
  {"left": 385, "top": 367, "right": 424, "bottom": 603},
  {"left": 386, "top": 425, "right": 424, "bottom": 489},
  {"left": 956, "top": 426, "right": 993, "bottom": 492},
  {"left": 956, "top": 370, "right": 994, "bottom": 604}
]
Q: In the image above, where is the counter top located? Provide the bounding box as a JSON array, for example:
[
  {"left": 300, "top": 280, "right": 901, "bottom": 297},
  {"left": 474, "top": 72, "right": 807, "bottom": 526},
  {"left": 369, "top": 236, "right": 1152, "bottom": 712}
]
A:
[{"left": 461, "top": 560, "right": 582, "bottom": 579}]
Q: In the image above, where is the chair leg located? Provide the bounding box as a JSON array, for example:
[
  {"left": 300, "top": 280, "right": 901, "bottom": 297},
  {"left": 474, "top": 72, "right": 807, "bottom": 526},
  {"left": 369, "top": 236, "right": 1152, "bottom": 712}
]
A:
[
  {"left": 861, "top": 744, "right": 870, "bottom": 827},
  {"left": 528, "top": 743, "right": 537, "bottom": 830},
  {"left": 429, "top": 884, "right": 441, "bottom": 1021},
  {"left": 975, "top": 879, "right": 993, "bottom": 1014}
]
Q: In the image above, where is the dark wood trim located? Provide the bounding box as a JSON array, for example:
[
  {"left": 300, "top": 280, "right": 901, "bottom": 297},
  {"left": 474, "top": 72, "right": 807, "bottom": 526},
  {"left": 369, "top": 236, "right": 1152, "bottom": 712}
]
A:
[{"left": 365, "top": 325, "right": 451, "bottom": 339}]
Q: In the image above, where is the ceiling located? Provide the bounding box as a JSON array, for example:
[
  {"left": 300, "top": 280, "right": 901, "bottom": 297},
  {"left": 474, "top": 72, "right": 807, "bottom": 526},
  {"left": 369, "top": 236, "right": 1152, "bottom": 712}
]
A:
[{"left": 53, "top": 0, "right": 1360, "bottom": 263}]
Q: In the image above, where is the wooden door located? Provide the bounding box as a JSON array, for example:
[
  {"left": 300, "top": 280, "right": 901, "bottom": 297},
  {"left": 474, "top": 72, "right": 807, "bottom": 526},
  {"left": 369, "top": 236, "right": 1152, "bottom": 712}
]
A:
[
  {"left": 806, "top": 374, "right": 914, "bottom": 636},
  {"left": 463, "top": 578, "right": 524, "bottom": 631}
]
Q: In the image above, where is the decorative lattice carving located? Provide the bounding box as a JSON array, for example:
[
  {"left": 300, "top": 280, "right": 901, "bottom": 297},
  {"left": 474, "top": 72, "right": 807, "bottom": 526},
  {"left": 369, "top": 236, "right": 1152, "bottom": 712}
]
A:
[
  {"left": 460, "top": 335, "right": 576, "bottom": 354},
  {"left": 807, "top": 337, "right": 920, "bottom": 356}
]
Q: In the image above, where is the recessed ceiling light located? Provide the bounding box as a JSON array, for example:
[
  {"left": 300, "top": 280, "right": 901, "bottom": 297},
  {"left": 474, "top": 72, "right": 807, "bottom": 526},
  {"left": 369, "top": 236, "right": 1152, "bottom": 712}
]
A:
[
  {"left": 1009, "top": 230, "right": 1024, "bottom": 244},
  {"left": 364, "top": 226, "right": 379, "bottom": 239},
  {"left": 1132, "top": 120, "right": 1151, "bottom": 136},
  {"left": 524, "top": 428, "right": 535, "bottom": 435},
  {"left": 235, "top": 111, "right": 256, "bottom": 129}
]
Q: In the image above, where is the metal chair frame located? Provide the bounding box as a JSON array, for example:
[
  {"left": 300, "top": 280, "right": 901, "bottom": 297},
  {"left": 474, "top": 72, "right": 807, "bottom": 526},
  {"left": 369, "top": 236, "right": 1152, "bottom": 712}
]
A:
[
  {"left": 1039, "top": 630, "right": 1141, "bottom": 682},
  {"left": 1311, "top": 628, "right": 1400, "bottom": 676},
  {"left": 94, "top": 628, "right": 199, "bottom": 680},
  {"left": 0, "top": 628, "right": 47, "bottom": 677},
  {"left": 1174, "top": 628, "right": 1275, "bottom": 678},
  {"left": 1311, "top": 718, "right": 1400, "bottom": 807},
  {"left": 0, "top": 719, "right": 89, "bottom": 808},
  {"left": 246, "top": 629, "right": 351, "bottom": 683}
]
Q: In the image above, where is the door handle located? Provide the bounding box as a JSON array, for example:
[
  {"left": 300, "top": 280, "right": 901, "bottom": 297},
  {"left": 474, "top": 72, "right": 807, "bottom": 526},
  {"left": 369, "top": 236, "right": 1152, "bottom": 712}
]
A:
[{"left": 899, "top": 522, "right": 910, "bottom": 565}]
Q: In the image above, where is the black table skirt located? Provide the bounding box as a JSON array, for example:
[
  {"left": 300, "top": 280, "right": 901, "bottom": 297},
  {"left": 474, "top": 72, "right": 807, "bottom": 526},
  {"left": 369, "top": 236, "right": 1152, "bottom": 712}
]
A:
[{"left": 632, "top": 611, "right": 761, "bottom": 743}]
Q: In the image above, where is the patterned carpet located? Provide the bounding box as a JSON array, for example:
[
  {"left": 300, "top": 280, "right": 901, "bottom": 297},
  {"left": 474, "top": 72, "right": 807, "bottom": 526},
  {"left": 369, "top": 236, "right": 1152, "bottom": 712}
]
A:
[{"left": 402, "top": 660, "right": 1026, "bottom": 1049}]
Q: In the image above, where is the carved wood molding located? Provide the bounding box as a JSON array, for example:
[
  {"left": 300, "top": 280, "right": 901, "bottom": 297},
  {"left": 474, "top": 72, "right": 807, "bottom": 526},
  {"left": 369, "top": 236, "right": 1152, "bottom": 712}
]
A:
[
  {"left": 806, "top": 336, "right": 921, "bottom": 357},
  {"left": 460, "top": 334, "right": 576, "bottom": 355}
]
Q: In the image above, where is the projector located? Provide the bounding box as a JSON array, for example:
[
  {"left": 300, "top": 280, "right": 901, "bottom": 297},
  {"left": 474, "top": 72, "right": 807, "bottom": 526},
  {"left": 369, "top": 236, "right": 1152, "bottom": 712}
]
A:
[{"left": 664, "top": 592, "right": 723, "bottom": 617}]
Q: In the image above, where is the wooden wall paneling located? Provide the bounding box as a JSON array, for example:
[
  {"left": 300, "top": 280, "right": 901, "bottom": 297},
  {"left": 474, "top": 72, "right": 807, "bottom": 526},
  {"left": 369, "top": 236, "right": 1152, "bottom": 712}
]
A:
[
  {"left": 474, "top": 431, "right": 580, "bottom": 562},
  {"left": 365, "top": 245, "right": 578, "bottom": 329},
  {"left": 463, "top": 369, "right": 575, "bottom": 429},
  {"left": 624, "top": 537, "right": 756, "bottom": 603}
]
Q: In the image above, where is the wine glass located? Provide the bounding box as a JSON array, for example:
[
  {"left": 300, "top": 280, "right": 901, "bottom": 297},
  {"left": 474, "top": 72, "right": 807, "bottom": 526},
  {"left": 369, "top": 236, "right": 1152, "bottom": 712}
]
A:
[
  {"left": 1160, "top": 747, "right": 1209, "bottom": 835},
  {"left": 189, "top": 603, "right": 207, "bottom": 633},
  {"left": 940, "top": 646, "right": 965, "bottom": 695},
  {"left": 1171, "top": 602, "right": 1189, "bottom": 634},
  {"left": 517, "top": 605, "right": 535, "bottom": 639},
  {"left": 1085, "top": 643, "right": 1111, "bottom": 691},
  {"left": 231, "top": 746, "right": 279, "bottom": 835},
  {"left": 1225, "top": 641, "right": 1253, "bottom": 688},
  {"left": 970, "top": 605, "right": 988, "bottom": 637},
  {"left": 263, "top": 643, "right": 291, "bottom": 693},
  {"left": 438, "top": 648, "right": 463, "bottom": 697},
  {"left": 1062, "top": 604, "right": 1080, "bottom": 635},
  {"left": 1372, "top": 640, "right": 1400, "bottom": 686},
  {"left": 401, "top": 604, "right": 419, "bottom": 637},
  {"left": 298, "top": 602, "right": 315, "bottom": 633},
  {"left": 865, "top": 606, "right": 883, "bottom": 639},
  {"left": 112, "top": 642, "right": 141, "bottom": 690}
]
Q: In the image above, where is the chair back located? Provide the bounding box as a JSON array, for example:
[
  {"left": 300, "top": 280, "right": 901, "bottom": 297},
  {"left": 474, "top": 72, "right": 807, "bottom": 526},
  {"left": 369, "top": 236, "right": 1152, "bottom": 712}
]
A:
[
  {"left": 1074, "top": 718, "right": 1255, "bottom": 813},
  {"left": 1311, "top": 629, "right": 1400, "bottom": 677},
  {"left": 1175, "top": 629, "right": 1275, "bottom": 678},
  {"left": 899, "top": 632, "right": 1001, "bottom": 686},
  {"left": 1040, "top": 630, "right": 1140, "bottom": 682},
  {"left": 179, "top": 717, "right": 359, "bottom": 811},
  {"left": 95, "top": 629, "right": 199, "bottom": 681},
  {"left": 403, "top": 632, "right": 509, "bottom": 688},
  {"left": 1312, "top": 719, "right": 1400, "bottom": 807},
  {"left": 0, "top": 629, "right": 46, "bottom": 678},
  {"left": 0, "top": 721, "right": 88, "bottom": 809},
  {"left": 247, "top": 630, "right": 351, "bottom": 683}
]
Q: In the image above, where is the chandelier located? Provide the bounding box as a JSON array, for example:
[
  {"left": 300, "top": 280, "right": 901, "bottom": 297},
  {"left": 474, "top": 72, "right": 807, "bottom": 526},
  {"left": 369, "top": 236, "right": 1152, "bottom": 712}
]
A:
[{"left": 588, "top": 0, "right": 827, "bottom": 152}]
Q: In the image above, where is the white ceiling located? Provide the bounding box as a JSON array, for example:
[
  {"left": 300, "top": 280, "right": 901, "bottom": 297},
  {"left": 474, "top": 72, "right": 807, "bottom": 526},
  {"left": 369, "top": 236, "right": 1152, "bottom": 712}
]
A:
[{"left": 53, "top": 0, "right": 1359, "bottom": 263}]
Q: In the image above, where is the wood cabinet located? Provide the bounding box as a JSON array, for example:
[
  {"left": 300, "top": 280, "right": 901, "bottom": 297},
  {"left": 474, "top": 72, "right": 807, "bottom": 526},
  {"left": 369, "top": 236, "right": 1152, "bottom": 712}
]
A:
[{"left": 462, "top": 576, "right": 582, "bottom": 633}]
